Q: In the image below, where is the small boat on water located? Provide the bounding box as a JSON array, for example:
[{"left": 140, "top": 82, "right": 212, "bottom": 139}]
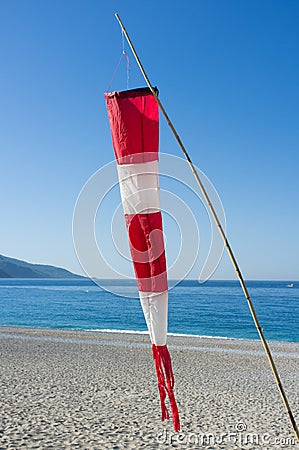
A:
[{"left": 287, "top": 283, "right": 294, "bottom": 288}]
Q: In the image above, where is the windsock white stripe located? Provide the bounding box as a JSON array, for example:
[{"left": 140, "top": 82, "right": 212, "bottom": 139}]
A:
[
  {"left": 139, "top": 291, "right": 168, "bottom": 346},
  {"left": 117, "top": 160, "right": 160, "bottom": 215}
]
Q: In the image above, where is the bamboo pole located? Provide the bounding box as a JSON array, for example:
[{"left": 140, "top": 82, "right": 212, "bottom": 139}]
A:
[{"left": 114, "top": 12, "right": 299, "bottom": 443}]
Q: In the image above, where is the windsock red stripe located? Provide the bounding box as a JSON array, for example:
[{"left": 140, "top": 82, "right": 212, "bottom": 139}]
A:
[
  {"left": 125, "top": 212, "right": 168, "bottom": 292},
  {"left": 104, "top": 88, "right": 159, "bottom": 165}
]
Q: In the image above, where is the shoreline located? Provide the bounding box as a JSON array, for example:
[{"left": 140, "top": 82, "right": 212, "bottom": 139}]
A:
[
  {"left": 1, "top": 326, "right": 299, "bottom": 448},
  {"left": 1, "top": 324, "right": 299, "bottom": 347}
]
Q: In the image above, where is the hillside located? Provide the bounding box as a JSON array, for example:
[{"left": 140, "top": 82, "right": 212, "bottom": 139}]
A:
[{"left": 0, "top": 255, "right": 84, "bottom": 279}]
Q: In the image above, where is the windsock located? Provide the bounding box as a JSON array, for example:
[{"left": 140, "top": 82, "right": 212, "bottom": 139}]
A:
[{"left": 104, "top": 87, "right": 180, "bottom": 431}]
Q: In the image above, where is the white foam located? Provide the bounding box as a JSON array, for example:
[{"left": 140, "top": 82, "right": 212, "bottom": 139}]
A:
[{"left": 86, "top": 328, "right": 245, "bottom": 341}]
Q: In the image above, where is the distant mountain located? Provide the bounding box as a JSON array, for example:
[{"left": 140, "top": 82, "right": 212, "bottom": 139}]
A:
[{"left": 0, "top": 255, "right": 85, "bottom": 279}]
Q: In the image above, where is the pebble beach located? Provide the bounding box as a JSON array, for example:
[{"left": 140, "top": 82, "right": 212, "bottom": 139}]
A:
[{"left": 1, "top": 326, "right": 298, "bottom": 449}]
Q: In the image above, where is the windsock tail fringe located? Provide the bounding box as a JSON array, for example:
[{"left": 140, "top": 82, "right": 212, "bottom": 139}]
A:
[{"left": 152, "top": 344, "right": 180, "bottom": 432}]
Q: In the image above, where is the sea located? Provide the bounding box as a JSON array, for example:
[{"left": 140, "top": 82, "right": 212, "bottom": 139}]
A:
[{"left": 0, "top": 279, "right": 298, "bottom": 343}]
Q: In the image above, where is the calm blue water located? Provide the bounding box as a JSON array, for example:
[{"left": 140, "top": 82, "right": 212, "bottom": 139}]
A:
[{"left": 0, "top": 279, "right": 298, "bottom": 342}]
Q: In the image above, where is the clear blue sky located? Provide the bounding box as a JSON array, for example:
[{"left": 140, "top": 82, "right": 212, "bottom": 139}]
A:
[{"left": 0, "top": 0, "right": 298, "bottom": 280}]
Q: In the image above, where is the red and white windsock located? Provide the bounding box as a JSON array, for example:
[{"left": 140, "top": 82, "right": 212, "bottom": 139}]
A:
[{"left": 104, "top": 87, "right": 180, "bottom": 431}]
